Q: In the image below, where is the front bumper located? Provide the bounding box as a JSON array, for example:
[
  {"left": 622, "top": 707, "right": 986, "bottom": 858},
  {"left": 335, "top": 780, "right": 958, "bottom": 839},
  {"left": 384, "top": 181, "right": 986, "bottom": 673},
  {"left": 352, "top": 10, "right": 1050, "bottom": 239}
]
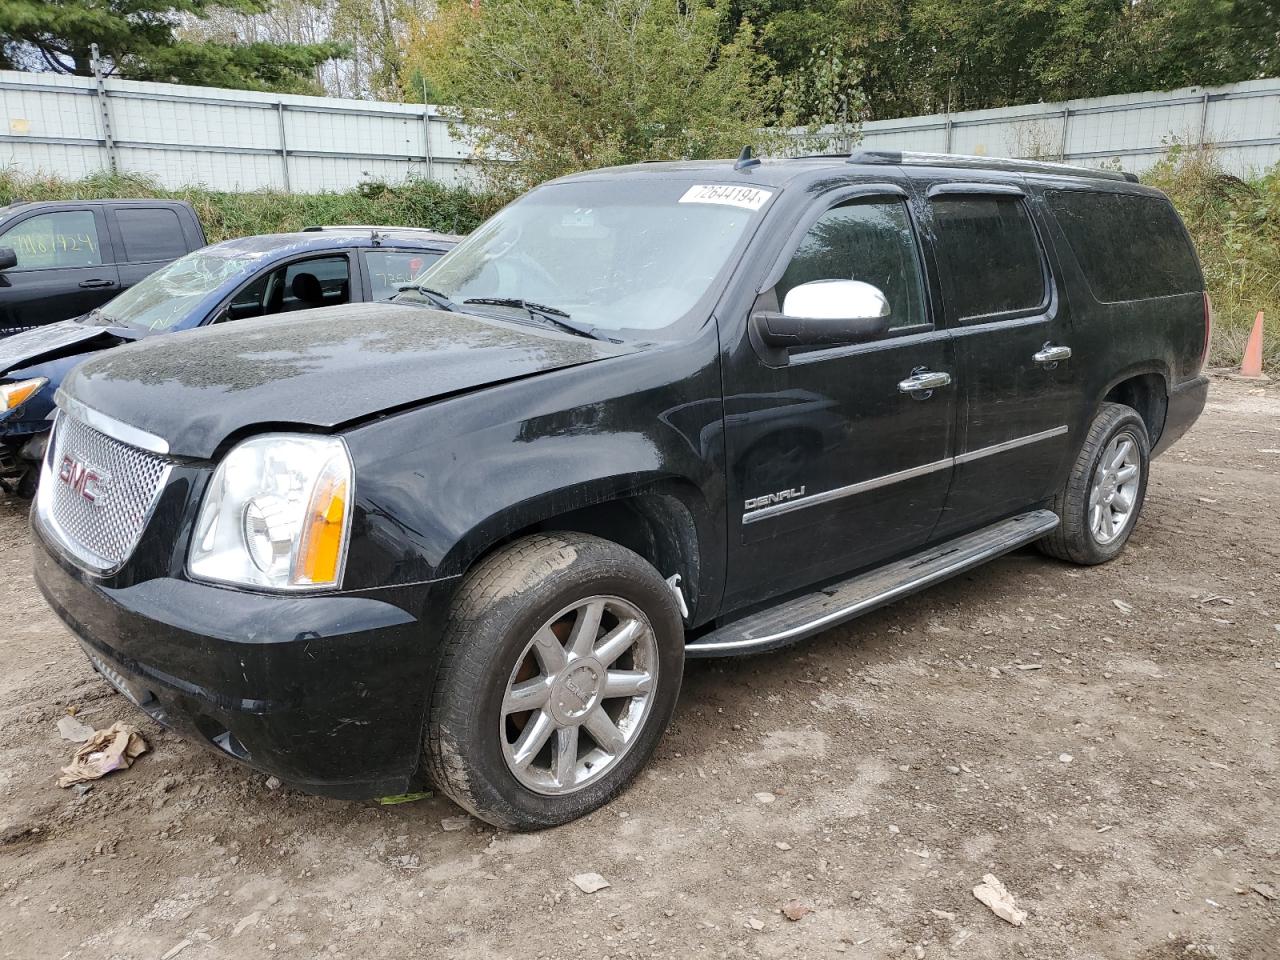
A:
[
  {"left": 32, "top": 516, "right": 458, "bottom": 799},
  {"left": 1152, "top": 374, "right": 1209, "bottom": 457}
]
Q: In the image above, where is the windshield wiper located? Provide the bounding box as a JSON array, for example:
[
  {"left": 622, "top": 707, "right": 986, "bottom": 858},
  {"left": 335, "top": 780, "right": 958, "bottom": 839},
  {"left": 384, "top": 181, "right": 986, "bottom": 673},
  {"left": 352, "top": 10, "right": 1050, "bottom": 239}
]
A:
[
  {"left": 462, "top": 297, "right": 613, "bottom": 341},
  {"left": 79, "top": 308, "right": 110, "bottom": 326},
  {"left": 397, "top": 284, "right": 460, "bottom": 312}
]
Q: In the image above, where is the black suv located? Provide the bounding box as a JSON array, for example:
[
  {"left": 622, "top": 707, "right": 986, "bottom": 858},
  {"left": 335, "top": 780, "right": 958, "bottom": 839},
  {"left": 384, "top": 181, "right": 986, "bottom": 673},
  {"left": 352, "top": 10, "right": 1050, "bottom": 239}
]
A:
[
  {"left": 0, "top": 199, "right": 205, "bottom": 336},
  {"left": 31, "top": 151, "right": 1209, "bottom": 830}
]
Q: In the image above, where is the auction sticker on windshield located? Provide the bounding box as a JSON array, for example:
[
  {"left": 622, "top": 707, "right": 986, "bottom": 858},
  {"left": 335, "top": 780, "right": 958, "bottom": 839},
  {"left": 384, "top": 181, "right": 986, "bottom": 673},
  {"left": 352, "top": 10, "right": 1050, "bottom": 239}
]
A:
[{"left": 679, "top": 185, "right": 773, "bottom": 211}]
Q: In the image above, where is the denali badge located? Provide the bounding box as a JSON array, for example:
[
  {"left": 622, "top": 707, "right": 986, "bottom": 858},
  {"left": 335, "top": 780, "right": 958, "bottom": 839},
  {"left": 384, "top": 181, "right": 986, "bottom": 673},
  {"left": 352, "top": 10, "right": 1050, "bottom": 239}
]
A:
[
  {"left": 58, "top": 454, "right": 107, "bottom": 505},
  {"left": 744, "top": 486, "right": 806, "bottom": 512}
]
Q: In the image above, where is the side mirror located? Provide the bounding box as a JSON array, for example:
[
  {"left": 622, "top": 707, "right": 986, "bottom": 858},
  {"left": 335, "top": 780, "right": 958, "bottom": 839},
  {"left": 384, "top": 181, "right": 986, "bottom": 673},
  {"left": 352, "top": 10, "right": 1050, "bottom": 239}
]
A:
[
  {"left": 752, "top": 280, "right": 891, "bottom": 350},
  {"left": 0, "top": 247, "right": 17, "bottom": 271}
]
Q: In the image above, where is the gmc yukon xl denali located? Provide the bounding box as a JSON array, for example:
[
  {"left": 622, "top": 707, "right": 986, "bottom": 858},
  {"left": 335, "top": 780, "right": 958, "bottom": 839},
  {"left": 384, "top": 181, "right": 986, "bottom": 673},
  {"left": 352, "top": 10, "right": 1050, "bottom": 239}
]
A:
[{"left": 31, "top": 151, "right": 1210, "bottom": 830}]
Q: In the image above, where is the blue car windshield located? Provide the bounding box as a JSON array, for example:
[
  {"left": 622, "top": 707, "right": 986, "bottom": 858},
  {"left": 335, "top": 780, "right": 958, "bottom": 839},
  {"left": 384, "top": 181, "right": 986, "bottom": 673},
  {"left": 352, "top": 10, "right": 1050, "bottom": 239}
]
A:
[{"left": 98, "top": 251, "right": 260, "bottom": 332}]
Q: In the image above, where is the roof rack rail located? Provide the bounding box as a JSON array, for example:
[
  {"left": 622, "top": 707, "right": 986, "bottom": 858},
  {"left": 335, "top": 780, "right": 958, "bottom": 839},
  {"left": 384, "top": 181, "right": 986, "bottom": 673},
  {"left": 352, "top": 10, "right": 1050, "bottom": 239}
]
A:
[{"left": 846, "top": 149, "right": 1139, "bottom": 183}]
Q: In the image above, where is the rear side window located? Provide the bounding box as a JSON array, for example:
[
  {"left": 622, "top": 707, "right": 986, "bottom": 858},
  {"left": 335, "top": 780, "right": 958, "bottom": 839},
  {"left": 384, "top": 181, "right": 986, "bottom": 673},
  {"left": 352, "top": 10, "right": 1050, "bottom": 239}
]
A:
[
  {"left": 282, "top": 256, "right": 350, "bottom": 310},
  {"left": 1046, "top": 191, "right": 1201, "bottom": 302},
  {"left": 0, "top": 210, "right": 102, "bottom": 269},
  {"left": 115, "top": 208, "right": 188, "bottom": 263},
  {"left": 931, "top": 196, "right": 1047, "bottom": 320},
  {"left": 364, "top": 249, "right": 443, "bottom": 300}
]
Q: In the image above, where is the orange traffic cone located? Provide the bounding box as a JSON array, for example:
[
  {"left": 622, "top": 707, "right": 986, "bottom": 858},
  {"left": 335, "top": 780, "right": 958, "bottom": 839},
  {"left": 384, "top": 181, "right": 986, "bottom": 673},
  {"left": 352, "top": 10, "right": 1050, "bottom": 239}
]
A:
[{"left": 1241, "top": 310, "right": 1265, "bottom": 378}]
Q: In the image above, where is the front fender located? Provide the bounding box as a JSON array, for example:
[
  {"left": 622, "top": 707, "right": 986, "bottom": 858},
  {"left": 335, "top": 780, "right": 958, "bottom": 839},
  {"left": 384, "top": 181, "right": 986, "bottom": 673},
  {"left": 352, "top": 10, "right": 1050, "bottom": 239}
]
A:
[
  {"left": 339, "top": 333, "right": 727, "bottom": 608},
  {"left": 1, "top": 352, "right": 94, "bottom": 437}
]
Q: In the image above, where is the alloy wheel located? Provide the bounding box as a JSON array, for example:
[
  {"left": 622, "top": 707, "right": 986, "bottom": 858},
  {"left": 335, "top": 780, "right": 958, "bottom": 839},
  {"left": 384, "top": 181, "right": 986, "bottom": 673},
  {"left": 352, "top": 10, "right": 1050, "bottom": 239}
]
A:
[
  {"left": 500, "top": 596, "right": 658, "bottom": 796},
  {"left": 1089, "top": 432, "right": 1141, "bottom": 545}
]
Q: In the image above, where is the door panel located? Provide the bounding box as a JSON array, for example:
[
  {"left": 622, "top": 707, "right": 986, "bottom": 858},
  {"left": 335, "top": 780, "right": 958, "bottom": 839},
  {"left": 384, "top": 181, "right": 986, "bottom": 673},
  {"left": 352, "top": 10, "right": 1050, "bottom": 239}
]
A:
[
  {"left": 0, "top": 207, "right": 118, "bottom": 332},
  {"left": 940, "top": 315, "right": 1077, "bottom": 534},
  {"left": 720, "top": 193, "right": 957, "bottom": 612},
  {"left": 919, "top": 182, "right": 1078, "bottom": 537}
]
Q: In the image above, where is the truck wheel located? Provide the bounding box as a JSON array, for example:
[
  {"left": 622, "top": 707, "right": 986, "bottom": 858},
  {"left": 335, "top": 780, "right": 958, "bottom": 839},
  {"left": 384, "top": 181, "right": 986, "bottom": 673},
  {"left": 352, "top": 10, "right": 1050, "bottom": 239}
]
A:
[
  {"left": 1038, "top": 402, "right": 1150, "bottom": 565},
  {"left": 16, "top": 465, "right": 38, "bottom": 499},
  {"left": 424, "top": 532, "right": 684, "bottom": 830},
  {"left": 0, "top": 466, "right": 37, "bottom": 499}
]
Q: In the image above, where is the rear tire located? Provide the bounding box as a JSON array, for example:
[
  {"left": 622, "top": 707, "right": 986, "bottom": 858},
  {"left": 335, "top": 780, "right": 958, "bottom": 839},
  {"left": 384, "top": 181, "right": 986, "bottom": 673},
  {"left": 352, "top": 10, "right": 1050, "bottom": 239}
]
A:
[
  {"left": 424, "top": 532, "right": 684, "bottom": 830},
  {"left": 1038, "top": 402, "right": 1150, "bottom": 565}
]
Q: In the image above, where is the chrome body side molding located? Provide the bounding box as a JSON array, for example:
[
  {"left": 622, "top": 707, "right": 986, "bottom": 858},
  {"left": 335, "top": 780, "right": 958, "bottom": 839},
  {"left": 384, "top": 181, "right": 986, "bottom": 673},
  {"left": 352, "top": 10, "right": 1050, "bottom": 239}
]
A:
[{"left": 743, "top": 426, "right": 1068, "bottom": 524}]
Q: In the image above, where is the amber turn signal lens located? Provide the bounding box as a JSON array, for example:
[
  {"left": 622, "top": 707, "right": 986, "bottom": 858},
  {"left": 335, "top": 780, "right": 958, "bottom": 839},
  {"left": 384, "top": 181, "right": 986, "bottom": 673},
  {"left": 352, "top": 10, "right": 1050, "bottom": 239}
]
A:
[
  {"left": 294, "top": 467, "right": 349, "bottom": 587},
  {"left": 0, "top": 377, "right": 47, "bottom": 412}
]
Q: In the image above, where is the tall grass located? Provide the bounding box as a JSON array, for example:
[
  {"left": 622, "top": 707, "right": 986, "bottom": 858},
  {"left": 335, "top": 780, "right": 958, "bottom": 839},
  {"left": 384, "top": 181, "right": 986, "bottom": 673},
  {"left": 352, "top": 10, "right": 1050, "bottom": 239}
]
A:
[
  {"left": 0, "top": 170, "right": 498, "bottom": 242},
  {"left": 1145, "top": 147, "right": 1279, "bottom": 374},
  {"left": 1, "top": 156, "right": 1276, "bottom": 373}
]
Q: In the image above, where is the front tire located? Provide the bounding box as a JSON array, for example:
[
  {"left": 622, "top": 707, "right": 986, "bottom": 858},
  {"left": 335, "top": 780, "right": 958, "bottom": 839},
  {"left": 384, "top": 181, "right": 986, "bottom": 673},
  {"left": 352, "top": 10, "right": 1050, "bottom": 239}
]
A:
[
  {"left": 1038, "top": 402, "right": 1151, "bottom": 565},
  {"left": 424, "top": 532, "right": 684, "bottom": 830}
]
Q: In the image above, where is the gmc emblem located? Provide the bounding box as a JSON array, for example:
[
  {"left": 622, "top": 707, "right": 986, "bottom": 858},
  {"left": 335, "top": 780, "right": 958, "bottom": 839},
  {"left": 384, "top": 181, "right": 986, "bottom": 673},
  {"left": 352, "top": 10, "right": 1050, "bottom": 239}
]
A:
[{"left": 58, "top": 454, "right": 106, "bottom": 505}]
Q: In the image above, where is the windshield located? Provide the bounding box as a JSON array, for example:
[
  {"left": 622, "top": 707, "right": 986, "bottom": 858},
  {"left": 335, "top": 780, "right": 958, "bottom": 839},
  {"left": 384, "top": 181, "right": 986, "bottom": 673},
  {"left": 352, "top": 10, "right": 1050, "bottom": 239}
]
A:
[
  {"left": 98, "top": 251, "right": 260, "bottom": 332},
  {"left": 406, "top": 179, "right": 772, "bottom": 337}
]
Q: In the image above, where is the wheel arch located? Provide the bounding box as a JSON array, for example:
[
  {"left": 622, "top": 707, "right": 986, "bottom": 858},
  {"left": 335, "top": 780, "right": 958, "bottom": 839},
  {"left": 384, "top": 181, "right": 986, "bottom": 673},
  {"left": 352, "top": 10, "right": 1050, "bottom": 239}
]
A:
[
  {"left": 438, "top": 478, "right": 718, "bottom": 627},
  {"left": 1095, "top": 366, "right": 1169, "bottom": 446}
]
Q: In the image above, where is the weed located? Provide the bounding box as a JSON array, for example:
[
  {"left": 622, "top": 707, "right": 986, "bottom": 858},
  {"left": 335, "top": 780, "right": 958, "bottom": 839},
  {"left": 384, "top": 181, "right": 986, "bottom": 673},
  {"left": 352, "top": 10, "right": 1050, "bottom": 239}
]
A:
[
  {"left": 0, "top": 170, "right": 498, "bottom": 243},
  {"left": 1146, "top": 146, "right": 1279, "bottom": 373}
]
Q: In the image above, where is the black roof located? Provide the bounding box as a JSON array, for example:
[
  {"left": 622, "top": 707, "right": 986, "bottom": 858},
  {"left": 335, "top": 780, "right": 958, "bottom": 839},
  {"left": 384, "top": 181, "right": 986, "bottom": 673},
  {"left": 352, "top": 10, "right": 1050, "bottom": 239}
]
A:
[
  {"left": 0, "top": 198, "right": 196, "bottom": 211},
  {"left": 561, "top": 150, "right": 1142, "bottom": 189}
]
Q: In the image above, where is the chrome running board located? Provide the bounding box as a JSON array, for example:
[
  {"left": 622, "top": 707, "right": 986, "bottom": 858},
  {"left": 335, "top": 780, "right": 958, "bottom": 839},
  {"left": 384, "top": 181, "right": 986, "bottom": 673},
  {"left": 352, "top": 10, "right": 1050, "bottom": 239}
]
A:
[{"left": 685, "top": 509, "right": 1059, "bottom": 658}]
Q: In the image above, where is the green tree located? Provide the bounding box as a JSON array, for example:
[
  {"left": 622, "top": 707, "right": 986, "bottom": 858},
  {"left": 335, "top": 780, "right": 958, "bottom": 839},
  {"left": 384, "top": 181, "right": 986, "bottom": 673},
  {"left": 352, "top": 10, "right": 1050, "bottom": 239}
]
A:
[
  {"left": 1116, "top": 0, "right": 1280, "bottom": 93},
  {"left": 906, "top": 0, "right": 1125, "bottom": 112},
  {"left": 737, "top": 0, "right": 1280, "bottom": 120},
  {"left": 405, "top": 0, "right": 786, "bottom": 193},
  {"left": 0, "top": 0, "right": 345, "bottom": 92}
]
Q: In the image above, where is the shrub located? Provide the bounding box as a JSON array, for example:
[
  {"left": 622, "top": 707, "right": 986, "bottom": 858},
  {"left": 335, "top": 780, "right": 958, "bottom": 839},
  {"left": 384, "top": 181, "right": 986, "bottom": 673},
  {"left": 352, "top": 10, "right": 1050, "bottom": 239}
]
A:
[
  {"left": 0, "top": 170, "right": 497, "bottom": 243},
  {"left": 1146, "top": 147, "right": 1279, "bottom": 374}
]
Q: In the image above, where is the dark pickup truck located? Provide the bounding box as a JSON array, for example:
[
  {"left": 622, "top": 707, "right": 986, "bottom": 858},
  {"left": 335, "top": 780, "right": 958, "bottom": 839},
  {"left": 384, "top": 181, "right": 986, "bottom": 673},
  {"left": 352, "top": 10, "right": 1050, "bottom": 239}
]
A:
[
  {"left": 0, "top": 199, "right": 205, "bottom": 336},
  {"left": 31, "top": 151, "right": 1209, "bottom": 830}
]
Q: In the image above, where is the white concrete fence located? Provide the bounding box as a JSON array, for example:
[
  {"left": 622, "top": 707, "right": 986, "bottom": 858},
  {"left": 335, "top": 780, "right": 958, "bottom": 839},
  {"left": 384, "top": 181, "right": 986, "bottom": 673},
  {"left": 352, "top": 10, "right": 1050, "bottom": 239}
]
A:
[
  {"left": 852, "top": 77, "right": 1280, "bottom": 177},
  {"left": 1, "top": 69, "right": 1276, "bottom": 194},
  {"left": 0, "top": 70, "right": 475, "bottom": 192}
]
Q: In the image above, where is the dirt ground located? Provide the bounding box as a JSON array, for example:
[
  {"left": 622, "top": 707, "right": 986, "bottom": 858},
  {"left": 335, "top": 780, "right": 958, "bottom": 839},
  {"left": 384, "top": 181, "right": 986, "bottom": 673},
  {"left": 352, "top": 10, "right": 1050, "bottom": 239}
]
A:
[{"left": 1, "top": 376, "right": 1277, "bottom": 960}]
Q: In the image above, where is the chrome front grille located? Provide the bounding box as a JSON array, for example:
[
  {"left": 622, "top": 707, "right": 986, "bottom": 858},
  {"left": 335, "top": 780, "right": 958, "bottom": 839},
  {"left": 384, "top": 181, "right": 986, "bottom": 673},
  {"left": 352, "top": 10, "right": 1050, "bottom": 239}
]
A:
[{"left": 39, "top": 411, "right": 172, "bottom": 571}]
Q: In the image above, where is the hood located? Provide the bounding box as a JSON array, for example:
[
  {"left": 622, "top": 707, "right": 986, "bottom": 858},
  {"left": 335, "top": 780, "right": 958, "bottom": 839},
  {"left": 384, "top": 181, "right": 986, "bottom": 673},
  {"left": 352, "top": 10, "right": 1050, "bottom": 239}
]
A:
[
  {"left": 62, "top": 302, "right": 632, "bottom": 459},
  {"left": 0, "top": 319, "right": 131, "bottom": 376}
]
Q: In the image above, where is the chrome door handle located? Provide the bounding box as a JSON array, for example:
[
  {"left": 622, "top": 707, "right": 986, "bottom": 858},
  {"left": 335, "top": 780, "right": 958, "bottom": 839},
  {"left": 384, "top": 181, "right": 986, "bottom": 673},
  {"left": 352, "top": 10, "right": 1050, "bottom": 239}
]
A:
[
  {"left": 1034, "top": 343, "right": 1072, "bottom": 366},
  {"left": 898, "top": 370, "right": 953, "bottom": 395}
]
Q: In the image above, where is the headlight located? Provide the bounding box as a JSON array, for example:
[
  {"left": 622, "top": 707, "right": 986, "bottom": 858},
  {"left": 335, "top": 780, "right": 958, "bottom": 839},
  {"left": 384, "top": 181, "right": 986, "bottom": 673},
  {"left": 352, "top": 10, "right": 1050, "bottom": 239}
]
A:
[
  {"left": 188, "top": 434, "right": 353, "bottom": 591},
  {"left": 0, "top": 377, "right": 47, "bottom": 413}
]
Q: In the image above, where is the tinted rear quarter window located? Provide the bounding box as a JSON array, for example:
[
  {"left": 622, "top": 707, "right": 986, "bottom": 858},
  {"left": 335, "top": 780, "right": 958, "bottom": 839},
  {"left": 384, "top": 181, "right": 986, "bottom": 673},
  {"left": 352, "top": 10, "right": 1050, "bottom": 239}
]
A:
[
  {"left": 1045, "top": 190, "right": 1201, "bottom": 302},
  {"left": 931, "top": 196, "right": 1047, "bottom": 320},
  {"left": 115, "top": 207, "right": 188, "bottom": 263}
]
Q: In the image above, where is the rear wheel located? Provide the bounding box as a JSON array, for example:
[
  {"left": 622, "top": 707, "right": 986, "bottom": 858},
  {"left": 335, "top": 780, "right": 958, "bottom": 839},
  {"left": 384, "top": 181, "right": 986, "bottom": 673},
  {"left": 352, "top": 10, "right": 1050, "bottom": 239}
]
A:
[
  {"left": 1038, "top": 402, "right": 1150, "bottom": 565},
  {"left": 424, "top": 532, "right": 684, "bottom": 830}
]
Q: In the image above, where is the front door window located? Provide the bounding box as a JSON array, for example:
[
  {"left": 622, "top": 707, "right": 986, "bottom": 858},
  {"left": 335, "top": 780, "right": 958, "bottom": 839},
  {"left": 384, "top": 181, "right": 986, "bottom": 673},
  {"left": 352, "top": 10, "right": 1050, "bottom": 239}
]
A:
[
  {"left": 777, "top": 199, "right": 927, "bottom": 334},
  {"left": 0, "top": 211, "right": 103, "bottom": 269},
  {"left": 221, "top": 255, "right": 352, "bottom": 322}
]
